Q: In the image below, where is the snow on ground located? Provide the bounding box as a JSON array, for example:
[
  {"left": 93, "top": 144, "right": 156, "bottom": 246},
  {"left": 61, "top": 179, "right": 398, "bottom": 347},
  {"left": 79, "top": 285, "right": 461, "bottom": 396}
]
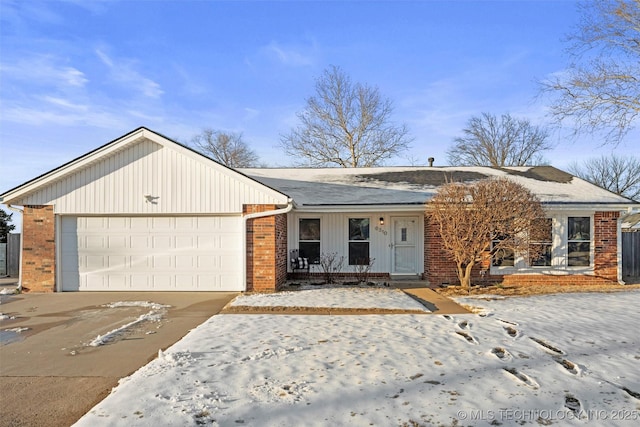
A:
[
  {"left": 231, "top": 286, "right": 430, "bottom": 312},
  {"left": 75, "top": 290, "right": 640, "bottom": 426},
  {"left": 88, "top": 301, "right": 170, "bottom": 347}
]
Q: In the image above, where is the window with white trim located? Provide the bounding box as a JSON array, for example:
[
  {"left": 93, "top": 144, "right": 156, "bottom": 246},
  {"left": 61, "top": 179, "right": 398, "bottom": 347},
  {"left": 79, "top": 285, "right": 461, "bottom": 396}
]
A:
[
  {"left": 348, "top": 218, "right": 370, "bottom": 265},
  {"left": 567, "top": 217, "right": 590, "bottom": 266},
  {"left": 299, "top": 218, "right": 320, "bottom": 264},
  {"left": 529, "top": 218, "right": 552, "bottom": 267}
]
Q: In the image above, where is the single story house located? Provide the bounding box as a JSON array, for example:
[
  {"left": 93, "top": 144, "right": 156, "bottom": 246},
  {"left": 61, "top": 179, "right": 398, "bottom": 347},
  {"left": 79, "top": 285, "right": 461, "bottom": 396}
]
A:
[{"left": 1, "top": 127, "right": 637, "bottom": 292}]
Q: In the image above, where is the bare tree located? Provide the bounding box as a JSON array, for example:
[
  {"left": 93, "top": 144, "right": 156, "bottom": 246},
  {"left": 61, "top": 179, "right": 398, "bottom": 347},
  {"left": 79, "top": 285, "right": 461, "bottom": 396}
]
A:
[
  {"left": 540, "top": 0, "right": 640, "bottom": 145},
  {"left": 191, "top": 129, "right": 260, "bottom": 168},
  {"left": 569, "top": 154, "right": 640, "bottom": 201},
  {"left": 280, "top": 65, "right": 412, "bottom": 167},
  {"left": 447, "top": 113, "right": 552, "bottom": 167},
  {"left": 428, "top": 177, "right": 546, "bottom": 290},
  {"left": 0, "top": 209, "right": 15, "bottom": 243}
]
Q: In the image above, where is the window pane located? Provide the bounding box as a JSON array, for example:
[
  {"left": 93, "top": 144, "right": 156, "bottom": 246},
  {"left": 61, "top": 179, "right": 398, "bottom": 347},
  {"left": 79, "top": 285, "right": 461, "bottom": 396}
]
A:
[
  {"left": 568, "top": 242, "right": 590, "bottom": 266},
  {"left": 299, "top": 219, "right": 320, "bottom": 241},
  {"left": 568, "top": 217, "right": 590, "bottom": 241},
  {"left": 349, "top": 218, "right": 369, "bottom": 240},
  {"left": 530, "top": 244, "right": 552, "bottom": 267},
  {"left": 299, "top": 242, "right": 320, "bottom": 264},
  {"left": 349, "top": 242, "right": 369, "bottom": 265},
  {"left": 492, "top": 247, "right": 515, "bottom": 267},
  {"left": 531, "top": 218, "right": 552, "bottom": 242}
]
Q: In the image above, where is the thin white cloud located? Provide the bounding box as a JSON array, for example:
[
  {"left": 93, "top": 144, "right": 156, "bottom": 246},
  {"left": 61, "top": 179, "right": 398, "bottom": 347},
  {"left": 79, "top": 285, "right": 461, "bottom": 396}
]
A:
[
  {"left": 95, "top": 48, "right": 164, "bottom": 99},
  {"left": 263, "top": 41, "right": 316, "bottom": 67},
  {"left": 1, "top": 104, "right": 121, "bottom": 128},
  {"left": 0, "top": 55, "right": 88, "bottom": 88},
  {"left": 243, "top": 107, "right": 260, "bottom": 121},
  {"left": 42, "top": 96, "right": 89, "bottom": 111}
]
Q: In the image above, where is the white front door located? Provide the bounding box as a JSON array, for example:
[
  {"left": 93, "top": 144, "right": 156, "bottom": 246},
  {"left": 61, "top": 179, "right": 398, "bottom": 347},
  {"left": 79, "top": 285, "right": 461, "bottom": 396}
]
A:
[{"left": 392, "top": 217, "right": 418, "bottom": 274}]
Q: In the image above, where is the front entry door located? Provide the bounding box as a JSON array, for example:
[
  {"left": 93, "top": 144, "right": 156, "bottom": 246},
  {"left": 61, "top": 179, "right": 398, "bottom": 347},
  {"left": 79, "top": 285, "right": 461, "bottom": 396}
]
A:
[{"left": 392, "top": 217, "right": 418, "bottom": 274}]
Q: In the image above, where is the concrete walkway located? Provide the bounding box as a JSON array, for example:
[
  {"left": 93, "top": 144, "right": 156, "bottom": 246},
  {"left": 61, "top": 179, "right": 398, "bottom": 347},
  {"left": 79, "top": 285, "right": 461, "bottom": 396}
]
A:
[
  {"left": 391, "top": 281, "right": 471, "bottom": 314},
  {"left": 0, "top": 291, "right": 237, "bottom": 427}
]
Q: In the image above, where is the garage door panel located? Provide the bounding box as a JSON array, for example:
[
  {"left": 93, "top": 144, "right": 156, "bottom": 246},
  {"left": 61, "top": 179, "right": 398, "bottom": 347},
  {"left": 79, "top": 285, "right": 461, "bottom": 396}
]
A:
[
  {"left": 130, "top": 236, "right": 149, "bottom": 249},
  {"left": 176, "top": 255, "right": 194, "bottom": 268},
  {"left": 130, "top": 255, "right": 149, "bottom": 269},
  {"left": 86, "top": 255, "right": 105, "bottom": 269},
  {"left": 152, "top": 217, "right": 171, "bottom": 228},
  {"left": 61, "top": 216, "right": 242, "bottom": 291},
  {"left": 176, "top": 235, "right": 194, "bottom": 249},
  {"left": 131, "top": 275, "right": 149, "bottom": 288},
  {"left": 108, "top": 235, "right": 127, "bottom": 249},
  {"left": 108, "top": 275, "right": 127, "bottom": 289}
]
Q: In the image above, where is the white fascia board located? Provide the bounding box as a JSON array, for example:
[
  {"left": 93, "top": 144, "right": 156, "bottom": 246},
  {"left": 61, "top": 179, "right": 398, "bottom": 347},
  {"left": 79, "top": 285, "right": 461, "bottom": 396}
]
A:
[
  {"left": 294, "top": 204, "right": 426, "bottom": 213},
  {"left": 541, "top": 203, "right": 639, "bottom": 212},
  {"left": 293, "top": 202, "right": 638, "bottom": 215}
]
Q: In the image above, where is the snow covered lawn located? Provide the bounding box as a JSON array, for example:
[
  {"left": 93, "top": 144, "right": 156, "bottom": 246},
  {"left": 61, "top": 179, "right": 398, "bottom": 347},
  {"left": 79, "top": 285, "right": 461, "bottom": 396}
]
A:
[
  {"left": 229, "top": 286, "right": 431, "bottom": 312},
  {"left": 75, "top": 289, "right": 640, "bottom": 426}
]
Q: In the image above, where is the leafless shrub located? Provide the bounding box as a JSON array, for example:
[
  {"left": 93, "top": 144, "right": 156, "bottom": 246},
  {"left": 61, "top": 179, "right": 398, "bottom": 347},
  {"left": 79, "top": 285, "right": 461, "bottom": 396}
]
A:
[{"left": 319, "top": 252, "right": 345, "bottom": 284}]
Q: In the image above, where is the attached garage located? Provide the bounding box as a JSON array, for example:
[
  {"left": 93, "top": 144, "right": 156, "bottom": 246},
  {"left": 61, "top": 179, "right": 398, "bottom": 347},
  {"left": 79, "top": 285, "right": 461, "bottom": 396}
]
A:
[
  {"left": 0, "top": 127, "right": 291, "bottom": 292},
  {"left": 60, "top": 216, "right": 242, "bottom": 291}
]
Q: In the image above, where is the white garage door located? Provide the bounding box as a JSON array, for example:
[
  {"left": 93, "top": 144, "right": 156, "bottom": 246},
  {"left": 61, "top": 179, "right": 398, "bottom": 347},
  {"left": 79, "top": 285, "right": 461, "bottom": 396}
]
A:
[{"left": 60, "top": 216, "right": 243, "bottom": 291}]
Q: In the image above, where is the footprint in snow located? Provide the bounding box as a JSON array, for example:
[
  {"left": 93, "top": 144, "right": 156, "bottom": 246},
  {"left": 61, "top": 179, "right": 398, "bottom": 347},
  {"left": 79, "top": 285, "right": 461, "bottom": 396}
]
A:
[
  {"left": 529, "top": 337, "right": 564, "bottom": 355},
  {"left": 442, "top": 315, "right": 453, "bottom": 321},
  {"left": 554, "top": 357, "right": 580, "bottom": 375},
  {"left": 565, "top": 394, "right": 582, "bottom": 417},
  {"left": 496, "top": 318, "right": 518, "bottom": 326},
  {"left": 623, "top": 387, "right": 640, "bottom": 400},
  {"left": 503, "top": 367, "right": 539, "bottom": 389},
  {"left": 491, "top": 347, "right": 512, "bottom": 361},
  {"left": 503, "top": 326, "right": 518, "bottom": 338},
  {"left": 455, "top": 331, "right": 478, "bottom": 344},
  {"left": 457, "top": 320, "right": 470, "bottom": 330}
]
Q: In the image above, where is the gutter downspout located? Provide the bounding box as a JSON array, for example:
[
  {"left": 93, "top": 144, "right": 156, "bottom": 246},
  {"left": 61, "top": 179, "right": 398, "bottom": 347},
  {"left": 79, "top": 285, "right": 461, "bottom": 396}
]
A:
[
  {"left": 6, "top": 205, "right": 23, "bottom": 291},
  {"left": 242, "top": 200, "right": 294, "bottom": 292}
]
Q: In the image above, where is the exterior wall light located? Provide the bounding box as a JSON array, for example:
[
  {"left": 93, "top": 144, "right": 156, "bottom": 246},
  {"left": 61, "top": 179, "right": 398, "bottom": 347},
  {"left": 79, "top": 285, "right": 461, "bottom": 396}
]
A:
[{"left": 379, "top": 217, "right": 384, "bottom": 226}]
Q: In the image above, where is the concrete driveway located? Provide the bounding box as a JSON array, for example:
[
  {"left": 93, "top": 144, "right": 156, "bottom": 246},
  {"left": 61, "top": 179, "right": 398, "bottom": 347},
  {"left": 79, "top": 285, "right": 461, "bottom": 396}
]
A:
[{"left": 0, "top": 287, "right": 237, "bottom": 427}]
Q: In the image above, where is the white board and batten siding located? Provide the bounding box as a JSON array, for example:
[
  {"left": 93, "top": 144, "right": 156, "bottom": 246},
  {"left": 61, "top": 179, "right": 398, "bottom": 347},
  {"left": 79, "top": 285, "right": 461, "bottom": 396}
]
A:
[
  {"left": 288, "top": 212, "right": 424, "bottom": 276},
  {"left": 7, "top": 130, "right": 289, "bottom": 292},
  {"left": 15, "top": 137, "right": 287, "bottom": 214}
]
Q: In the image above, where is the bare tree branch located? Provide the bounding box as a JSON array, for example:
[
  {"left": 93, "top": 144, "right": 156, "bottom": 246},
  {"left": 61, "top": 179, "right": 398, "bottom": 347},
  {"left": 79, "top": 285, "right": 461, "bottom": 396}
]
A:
[
  {"left": 280, "top": 65, "right": 413, "bottom": 167},
  {"left": 447, "top": 113, "right": 552, "bottom": 167},
  {"left": 569, "top": 153, "right": 640, "bottom": 201},
  {"left": 539, "top": 0, "right": 640, "bottom": 145},
  {"left": 190, "top": 129, "right": 260, "bottom": 168},
  {"left": 429, "top": 178, "right": 546, "bottom": 289}
]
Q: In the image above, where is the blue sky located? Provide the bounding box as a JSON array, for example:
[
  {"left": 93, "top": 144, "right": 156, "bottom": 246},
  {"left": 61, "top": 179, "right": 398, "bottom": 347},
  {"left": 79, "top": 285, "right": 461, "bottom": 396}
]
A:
[{"left": 1, "top": 0, "right": 638, "bottom": 229}]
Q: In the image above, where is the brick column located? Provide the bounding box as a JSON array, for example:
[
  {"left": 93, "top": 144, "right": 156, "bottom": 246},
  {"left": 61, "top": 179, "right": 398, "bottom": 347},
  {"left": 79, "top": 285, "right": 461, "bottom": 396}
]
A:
[
  {"left": 22, "top": 205, "right": 56, "bottom": 292},
  {"left": 244, "top": 205, "right": 288, "bottom": 292},
  {"left": 423, "top": 215, "right": 459, "bottom": 286},
  {"left": 593, "top": 211, "right": 620, "bottom": 282}
]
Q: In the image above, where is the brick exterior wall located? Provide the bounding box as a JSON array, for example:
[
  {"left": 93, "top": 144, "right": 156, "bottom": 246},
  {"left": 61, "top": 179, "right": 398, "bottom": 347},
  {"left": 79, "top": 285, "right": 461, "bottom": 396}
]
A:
[
  {"left": 21, "top": 205, "right": 56, "bottom": 292},
  {"left": 593, "top": 211, "right": 620, "bottom": 282},
  {"left": 244, "top": 204, "right": 288, "bottom": 292},
  {"left": 424, "top": 211, "right": 621, "bottom": 287}
]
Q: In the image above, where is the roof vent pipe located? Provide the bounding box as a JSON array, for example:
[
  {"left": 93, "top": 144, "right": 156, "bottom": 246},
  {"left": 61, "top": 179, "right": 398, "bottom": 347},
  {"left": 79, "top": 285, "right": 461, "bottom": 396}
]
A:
[{"left": 428, "top": 157, "right": 435, "bottom": 167}]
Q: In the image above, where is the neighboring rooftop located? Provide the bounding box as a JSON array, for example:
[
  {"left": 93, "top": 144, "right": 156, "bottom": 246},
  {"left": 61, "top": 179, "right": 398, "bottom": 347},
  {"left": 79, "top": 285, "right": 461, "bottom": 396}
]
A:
[{"left": 240, "top": 166, "right": 635, "bottom": 207}]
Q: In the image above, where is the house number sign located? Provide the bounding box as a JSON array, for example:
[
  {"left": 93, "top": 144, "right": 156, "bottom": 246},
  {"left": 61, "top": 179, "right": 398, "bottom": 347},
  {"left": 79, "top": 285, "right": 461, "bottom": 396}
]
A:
[{"left": 374, "top": 225, "right": 388, "bottom": 235}]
